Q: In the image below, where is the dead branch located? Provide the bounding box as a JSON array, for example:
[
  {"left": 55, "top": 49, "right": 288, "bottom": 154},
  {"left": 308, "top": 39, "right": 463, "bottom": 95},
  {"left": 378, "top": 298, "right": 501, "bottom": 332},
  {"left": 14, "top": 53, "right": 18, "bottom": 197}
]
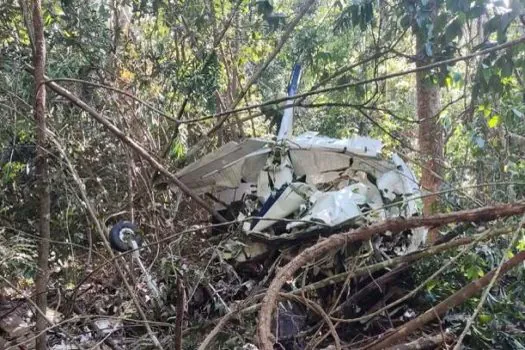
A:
[
  {"left": 384, "top": 333, "right": 453, "bottom": 350},
  {"left": 174, "top": 276, "right": 185, "bottom": 350},
  {"left": 295, "top": 227, "right": 511, "bottom": 294},
  {"left": 366, "top": 248, "right": 525, "bottom": 350},
  {"left": 256, "top": 202, "right": 525, "bottom": 350},
  {"left": 45, "top": 78, "right": 178, "bottom": 122},
  {"left": 28, "top": 70, "right": 226, "bottom": 222}
]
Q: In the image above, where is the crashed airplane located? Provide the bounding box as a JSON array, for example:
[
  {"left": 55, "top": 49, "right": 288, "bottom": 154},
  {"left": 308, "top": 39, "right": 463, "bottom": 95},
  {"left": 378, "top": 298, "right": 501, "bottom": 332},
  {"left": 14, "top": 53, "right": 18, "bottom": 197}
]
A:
[{"left": 176, "top": 64, "right": 427, "bottom": 259}]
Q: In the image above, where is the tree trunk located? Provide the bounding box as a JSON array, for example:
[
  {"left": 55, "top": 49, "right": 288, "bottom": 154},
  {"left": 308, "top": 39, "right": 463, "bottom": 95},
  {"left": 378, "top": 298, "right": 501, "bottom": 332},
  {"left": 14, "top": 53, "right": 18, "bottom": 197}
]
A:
[
  {"left": 31, "top": 0, "right": 51, "bottom": 349},
  {"left": 415, "top": 1, "right": 443, "bottom": 243}
]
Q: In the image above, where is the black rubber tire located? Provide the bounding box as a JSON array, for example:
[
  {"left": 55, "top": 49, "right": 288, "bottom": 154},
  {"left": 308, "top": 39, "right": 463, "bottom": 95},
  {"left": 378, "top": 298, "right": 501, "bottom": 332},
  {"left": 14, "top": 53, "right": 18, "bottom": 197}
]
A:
[{"left": 109, "top": 221, "right": 143, "bottom": 252}]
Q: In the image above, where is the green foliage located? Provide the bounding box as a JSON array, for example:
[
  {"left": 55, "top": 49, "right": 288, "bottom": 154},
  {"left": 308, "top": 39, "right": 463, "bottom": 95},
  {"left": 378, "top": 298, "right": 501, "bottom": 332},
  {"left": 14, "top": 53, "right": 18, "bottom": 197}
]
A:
[
  {"left": 414, "top": 229, "right": 525, "bottom": 348},
  {"left": 1, "top": 0, "right": 525, "bottom": 346},
  {"left": 0, "top": 228, "right": 38, "bottom": 281},
  {"left": 334, "top": 0, "right": 375, "bottom": 33}
]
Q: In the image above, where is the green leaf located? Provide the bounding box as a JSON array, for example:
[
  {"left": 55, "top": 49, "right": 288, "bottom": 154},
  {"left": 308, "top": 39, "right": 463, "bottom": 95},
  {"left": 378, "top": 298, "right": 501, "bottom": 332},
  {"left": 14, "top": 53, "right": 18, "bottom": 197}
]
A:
[
  {"left": 465, "top": 265, "right": 484, "bottom": 280},
  {"left": 444, "top": 75, "right": 453, "bottom": 89},
  {"left": 488, "top": 115, "right": 501, "bottom": 128},
  {"left": 478, "top": 313, "right": 492, "bottom": 325},
  {"left": 512, "top": 108, "right": 524, "bottom": 118},
  {"left": 517, "top": 237, "right": 525, "bottom": 251}
]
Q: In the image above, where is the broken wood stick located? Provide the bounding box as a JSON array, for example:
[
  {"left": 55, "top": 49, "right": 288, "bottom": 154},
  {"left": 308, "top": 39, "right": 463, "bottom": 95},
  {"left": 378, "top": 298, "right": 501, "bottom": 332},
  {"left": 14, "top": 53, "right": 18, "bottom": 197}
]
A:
[
  {"left": 366, "top": 248, "right": 525, "bottom": 349},
  {"left": 383, "top": 332, "right": 452, "bottom": 350},
  {"left": 257, "top": 202, "right": 525, "bottom": 350},
  {"left": 25, "top": 66, "right": 226, "bottom": 222}
]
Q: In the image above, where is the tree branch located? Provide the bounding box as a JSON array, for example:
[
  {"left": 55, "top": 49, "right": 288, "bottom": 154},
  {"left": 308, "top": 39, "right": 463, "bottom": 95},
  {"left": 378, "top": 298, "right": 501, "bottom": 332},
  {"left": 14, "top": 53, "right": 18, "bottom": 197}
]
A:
[
  {"left": 29, "top": 1, "right": 51, "bottom": 349},
  {"left": 256, "top": 202, "right": 525, "bottom": 350},
  {"left": 367, "top": 247, "right": 525, "bottom": 350},
  {"left": 28, "top": 68, "right": 226, "bottom": 222},
  {"left": 204, "top": 36, "right": 525, "bottom": 124}
]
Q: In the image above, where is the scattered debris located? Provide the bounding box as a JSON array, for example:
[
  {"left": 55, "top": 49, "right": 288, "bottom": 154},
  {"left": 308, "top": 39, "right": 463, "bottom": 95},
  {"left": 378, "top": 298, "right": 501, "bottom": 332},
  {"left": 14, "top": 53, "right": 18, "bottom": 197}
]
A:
[{"left": 177, "top": 65, "right": 427, "bottom": 264}]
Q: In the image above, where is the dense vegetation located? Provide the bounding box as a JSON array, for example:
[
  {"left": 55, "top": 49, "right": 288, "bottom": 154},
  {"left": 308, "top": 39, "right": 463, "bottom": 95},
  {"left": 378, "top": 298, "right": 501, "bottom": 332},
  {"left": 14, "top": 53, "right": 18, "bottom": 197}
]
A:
[{"left": 1, "top": 0, "right": 525, "bottom": 349}]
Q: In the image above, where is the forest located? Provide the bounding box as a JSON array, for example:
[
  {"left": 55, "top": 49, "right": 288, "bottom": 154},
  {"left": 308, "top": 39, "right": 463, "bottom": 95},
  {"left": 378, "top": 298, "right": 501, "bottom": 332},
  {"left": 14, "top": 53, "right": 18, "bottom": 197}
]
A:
[{"left": 1, "top": 0, "right": 525, "bottom": 349}]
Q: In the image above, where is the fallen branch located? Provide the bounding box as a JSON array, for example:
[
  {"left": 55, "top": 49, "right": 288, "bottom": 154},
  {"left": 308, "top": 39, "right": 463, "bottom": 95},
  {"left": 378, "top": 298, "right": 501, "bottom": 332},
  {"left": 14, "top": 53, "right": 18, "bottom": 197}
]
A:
[
  {"left": 174, "top": 275, "right": 185, "bottom": 350},
  {"left": 384, "top": 333, "right": 452, "bottom": 350},
  {"left": 28, "top": 69, "right": 226, "bottom": 222},
  {"left": 367, "top": 248, "right": 525, "bottom": 350},
  {"left": 256, "top": 202, "right": 525, "bottom": 350},
  {"left": 295, "top": 227, "right": 511, "bottom": 294},
  {"left": 50, "top": 137, "right": 164, "bottom": 349}
]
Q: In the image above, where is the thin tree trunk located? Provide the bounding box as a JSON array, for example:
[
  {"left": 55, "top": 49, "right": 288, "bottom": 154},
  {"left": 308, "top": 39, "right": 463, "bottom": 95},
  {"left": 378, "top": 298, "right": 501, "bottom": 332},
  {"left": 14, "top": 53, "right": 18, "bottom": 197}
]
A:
[
  {"left": 31, "top": 0, "right": 50, "bottom": 349},
  {"left": 184, "top": 0, "right": 317, "bottom": 161},
  {"left": 415, "top": 0, "right": 443, "bottom": 243}
]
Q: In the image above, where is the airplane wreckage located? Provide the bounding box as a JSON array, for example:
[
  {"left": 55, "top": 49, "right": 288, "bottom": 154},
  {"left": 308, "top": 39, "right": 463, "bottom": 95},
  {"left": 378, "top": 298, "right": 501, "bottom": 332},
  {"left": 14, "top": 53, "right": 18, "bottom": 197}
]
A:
[{"left": 174, "top": 65, "right": 428, "bottom": 263}]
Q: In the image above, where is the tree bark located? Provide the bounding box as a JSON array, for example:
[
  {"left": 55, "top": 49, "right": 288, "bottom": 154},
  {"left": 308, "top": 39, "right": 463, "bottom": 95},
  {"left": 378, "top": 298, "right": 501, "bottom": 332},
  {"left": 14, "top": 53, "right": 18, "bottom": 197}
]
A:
[
  {"left": 384, "top": 333, "right": 452, "bottom": 350},
  {"left": 367, "top": 248, "right": 525, "bottom": 350},
  {"left": 31, "top": 0, "right": 50, "bottom": 349},
  {"left": 256, "top": 202, "right": 525, "bottom": 350},
  {"left": 415, "top": 0, "right": 443, "bottom": 243}
]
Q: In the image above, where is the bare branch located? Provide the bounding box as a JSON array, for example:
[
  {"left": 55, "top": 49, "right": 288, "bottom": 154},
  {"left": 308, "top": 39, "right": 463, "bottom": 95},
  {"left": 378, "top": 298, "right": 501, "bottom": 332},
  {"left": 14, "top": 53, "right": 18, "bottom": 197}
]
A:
[
  {"left": 368, "top": 246, "right": 525, "bottom": 349},
  {"left": 257, "top": 202, "right": 525, "bottom": 350},
  {"left": 204, "top": 36, "right": 525, "bottom": 125},
  {"left": 27, "top": 68, "right": 226, "bottom": 222}
]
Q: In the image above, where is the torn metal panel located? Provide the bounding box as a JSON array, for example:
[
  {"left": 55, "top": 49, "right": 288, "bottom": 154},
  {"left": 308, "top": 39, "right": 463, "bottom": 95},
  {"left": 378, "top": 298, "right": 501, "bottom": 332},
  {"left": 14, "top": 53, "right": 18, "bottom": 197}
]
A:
[
  {"left": 176, "top": 138, "right": 269, "bottom": 191},
  {"left": 294, "top": 186, "right": 366, "bottom": 228},
  {"left": 289, "top": 149, "right": 395, "bottom": 181},
  {"left": 252, "top": 182, "right": 316, "bottom": 232},
  {"left": 291, "top": 131, "right": 384, "bottom": 157},
  {"left": 392, "top": 154, "right": 420, "bottom": 195}
]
